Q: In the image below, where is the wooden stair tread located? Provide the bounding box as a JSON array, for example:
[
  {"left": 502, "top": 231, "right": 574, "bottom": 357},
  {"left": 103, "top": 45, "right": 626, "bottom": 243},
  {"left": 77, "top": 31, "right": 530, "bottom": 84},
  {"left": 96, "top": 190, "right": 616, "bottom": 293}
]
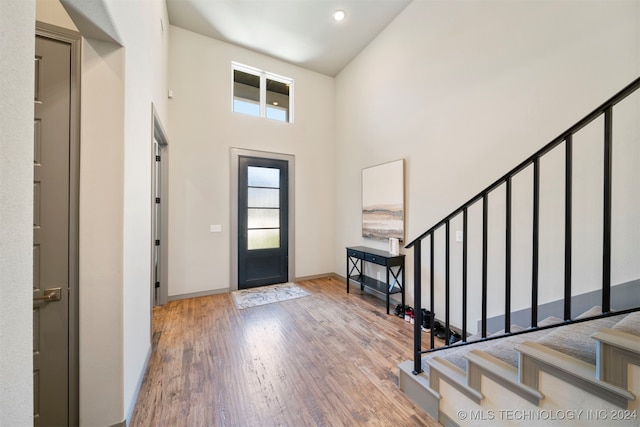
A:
[
  {"left": 517, "top": 341, "right": 635, "bottom": 401},
  {"left": 465, "top": 349, "right": 544, "bottom": 401},
  {"left": 426, "top": 356, "right": 483, "bottom": 403},
  {"left": 593, "top": 328, "right": 640, "bottom": 354}
]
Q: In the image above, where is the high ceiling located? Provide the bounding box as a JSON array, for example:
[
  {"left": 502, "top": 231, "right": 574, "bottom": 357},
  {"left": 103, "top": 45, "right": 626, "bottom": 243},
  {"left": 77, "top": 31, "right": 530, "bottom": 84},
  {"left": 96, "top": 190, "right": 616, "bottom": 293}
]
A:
[{"left": 166, "top": 0, "right": 412, "bottom": 76}]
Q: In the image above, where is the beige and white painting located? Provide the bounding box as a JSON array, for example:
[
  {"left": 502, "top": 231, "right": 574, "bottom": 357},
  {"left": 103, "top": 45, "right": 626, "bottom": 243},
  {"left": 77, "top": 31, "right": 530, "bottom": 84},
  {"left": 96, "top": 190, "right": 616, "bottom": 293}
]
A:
[{"left": 362, "top": 159, "right": 404, "bottom": 241}]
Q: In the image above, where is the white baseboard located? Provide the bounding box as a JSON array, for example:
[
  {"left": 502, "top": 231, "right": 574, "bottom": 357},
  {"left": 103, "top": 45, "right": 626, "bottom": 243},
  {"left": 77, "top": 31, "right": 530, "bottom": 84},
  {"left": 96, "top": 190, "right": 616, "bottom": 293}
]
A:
[
  {"left": 124, "top": 345, "right": 152, "bottom": 426},
  {"left": 295, "top": 272, "right": 340, "bottom": 282},
  {"left": 168, "top": 288, "right": 229, "bottom": 301}
]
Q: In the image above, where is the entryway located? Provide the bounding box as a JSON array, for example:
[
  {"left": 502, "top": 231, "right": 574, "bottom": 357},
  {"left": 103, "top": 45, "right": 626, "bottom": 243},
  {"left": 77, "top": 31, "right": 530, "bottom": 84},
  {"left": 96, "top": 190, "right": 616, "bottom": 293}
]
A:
[{"left": 230, "top": 149, "right": 295, "bottom": 290}]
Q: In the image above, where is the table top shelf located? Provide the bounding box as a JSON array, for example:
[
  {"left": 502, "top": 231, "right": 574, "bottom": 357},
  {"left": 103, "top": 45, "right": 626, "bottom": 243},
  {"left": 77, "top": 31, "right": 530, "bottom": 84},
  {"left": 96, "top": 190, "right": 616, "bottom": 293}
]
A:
[
  {"left": 348, "top": 275, "right": 402, "bottom": 295},
  {"left": 346, "top": 246, "right": 404, "bottom": 260}
]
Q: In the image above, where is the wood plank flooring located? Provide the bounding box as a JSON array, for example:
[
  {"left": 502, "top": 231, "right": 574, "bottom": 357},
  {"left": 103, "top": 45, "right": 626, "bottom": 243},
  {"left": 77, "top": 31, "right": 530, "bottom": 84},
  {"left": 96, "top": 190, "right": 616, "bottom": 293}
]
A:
[{"left": 129, "top": 276, "right": 441, "bottom": 426}]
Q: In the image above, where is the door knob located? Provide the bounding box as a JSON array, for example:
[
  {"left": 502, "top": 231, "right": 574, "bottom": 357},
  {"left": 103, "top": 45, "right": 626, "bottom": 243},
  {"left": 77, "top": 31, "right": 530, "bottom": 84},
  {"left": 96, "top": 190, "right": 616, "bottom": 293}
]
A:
[{"left": 33, "top": 287, "right": 62, "bottom": 303}]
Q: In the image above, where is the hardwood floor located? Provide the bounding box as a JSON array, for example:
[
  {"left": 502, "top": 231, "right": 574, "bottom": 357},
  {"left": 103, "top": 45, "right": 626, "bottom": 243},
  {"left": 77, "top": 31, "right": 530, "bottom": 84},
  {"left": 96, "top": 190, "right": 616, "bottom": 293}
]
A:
[{"left": 129, "top": 276, "right": 441, "bottom": 426}]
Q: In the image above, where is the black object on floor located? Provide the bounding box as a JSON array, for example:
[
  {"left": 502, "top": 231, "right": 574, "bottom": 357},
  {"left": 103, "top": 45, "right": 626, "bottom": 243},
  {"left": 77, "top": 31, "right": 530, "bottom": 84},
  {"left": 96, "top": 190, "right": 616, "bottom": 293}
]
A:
[
  {"left": 421, "top": 309, "right": 435, "bottom": 329},
  {"left": 433, "top": 321, "right": 446, "bottom": 338},
  {"left": 394, "top": 304, "right": 404, "bottom": 317},
  {"left": 448, "top": 330, "right": 462, "bottom": 344}
]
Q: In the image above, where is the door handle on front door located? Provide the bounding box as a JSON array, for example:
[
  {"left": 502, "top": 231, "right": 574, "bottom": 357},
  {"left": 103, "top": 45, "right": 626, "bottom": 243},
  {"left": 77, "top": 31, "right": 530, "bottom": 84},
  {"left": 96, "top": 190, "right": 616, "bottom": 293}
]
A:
[{"left": 33, "top": 287, "right": 62, "bottom": 303}]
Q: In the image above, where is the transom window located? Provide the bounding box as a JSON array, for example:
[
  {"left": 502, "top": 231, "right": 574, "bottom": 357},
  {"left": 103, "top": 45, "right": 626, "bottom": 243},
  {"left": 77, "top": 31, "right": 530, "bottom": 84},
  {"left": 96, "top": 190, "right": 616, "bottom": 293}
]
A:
[{"left": 232, "top": 63, "right": 293, "bottom": 123}]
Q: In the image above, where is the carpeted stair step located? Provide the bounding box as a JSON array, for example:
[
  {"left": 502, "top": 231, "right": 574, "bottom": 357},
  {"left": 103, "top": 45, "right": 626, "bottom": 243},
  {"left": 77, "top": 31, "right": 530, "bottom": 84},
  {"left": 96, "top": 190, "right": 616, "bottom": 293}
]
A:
[
  {"left": 420, "top": 327, "right": 523, "bottom": 374},
  {"left": 612, "top": 310, "right": 640, "bottom": 336},
  {"left": 422, "top": 316, "right": 562, "bottom": 373},
  {"left": 478, "top": 306, "right": 609, "bottom": 368},
  {"left": 533, "top": 307, "right": 627, "bottom": 365},
  {"left": 478, "top": 315, "right": 566, "bottom": 368},
  {"left": 419, "top": 344, "right": 470, "bottom": 375},
  {"left": 437, "top": 326, "right": 526, "bottom": 372}
]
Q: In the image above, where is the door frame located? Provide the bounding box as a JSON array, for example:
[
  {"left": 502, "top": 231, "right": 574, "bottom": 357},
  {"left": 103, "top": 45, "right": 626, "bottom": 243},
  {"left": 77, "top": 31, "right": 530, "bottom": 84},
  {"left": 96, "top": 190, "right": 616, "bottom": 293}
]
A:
[
  {"left": 35, "top": 21, "right": 81, "bottom": 427},
  {"left": 230, "top": 148, "right": 295, "bottom": 291},
  {"left": 151, "top": 104, "right": 169, "bottom": 307}
]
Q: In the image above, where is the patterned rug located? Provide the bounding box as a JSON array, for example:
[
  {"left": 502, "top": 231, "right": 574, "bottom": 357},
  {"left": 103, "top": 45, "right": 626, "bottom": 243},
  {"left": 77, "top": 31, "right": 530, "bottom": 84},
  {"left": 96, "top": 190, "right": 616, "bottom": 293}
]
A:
[{"left": 231, "top": 282, "right": 311, "bottom": 309}]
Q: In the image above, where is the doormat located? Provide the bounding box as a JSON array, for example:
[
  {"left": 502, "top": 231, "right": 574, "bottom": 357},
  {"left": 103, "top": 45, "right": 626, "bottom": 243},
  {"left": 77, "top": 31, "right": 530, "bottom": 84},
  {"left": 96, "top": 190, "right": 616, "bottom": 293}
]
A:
[{"left": 231, "top": 283, "right": 311, "bottom": 310}]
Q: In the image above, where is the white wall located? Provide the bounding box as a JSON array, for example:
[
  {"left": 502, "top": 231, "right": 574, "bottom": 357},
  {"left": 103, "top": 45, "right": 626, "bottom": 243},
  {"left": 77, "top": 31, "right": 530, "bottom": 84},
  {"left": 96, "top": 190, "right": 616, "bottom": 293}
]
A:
[
  {"left": 335, "top": 0, "right": 640, "bottom": 331},
  {"left": 168, "top": 26, "right": 335, "bottom": 297},
  {"left": 0, "top": 1, "right": 35, "bottom": 425},
  {"left": 78, "top": 38, "right": 126, "bottom": 425},
  {"left": 103, "top": 0, "right": 170, "bottom": 418}
]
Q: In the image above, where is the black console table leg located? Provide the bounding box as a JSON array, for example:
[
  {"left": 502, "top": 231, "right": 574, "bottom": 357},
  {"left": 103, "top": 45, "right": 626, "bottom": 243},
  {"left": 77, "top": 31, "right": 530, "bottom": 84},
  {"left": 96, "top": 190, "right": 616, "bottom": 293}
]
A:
[
  {"left": 346, "top": 254, "right": 350, "bottom": 293},
  {"left": 386, "top": 267, "right": 391, "bottom": 314},
  {"left": 401, "top": 265, "right": 405, "bottom": 313}
]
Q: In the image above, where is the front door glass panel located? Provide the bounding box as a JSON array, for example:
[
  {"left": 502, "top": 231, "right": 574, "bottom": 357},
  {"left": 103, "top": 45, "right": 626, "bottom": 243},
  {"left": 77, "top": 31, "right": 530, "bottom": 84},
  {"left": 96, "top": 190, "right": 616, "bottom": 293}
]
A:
[{"left": 247, "top": 166, "right": 280, "bottom": 250}]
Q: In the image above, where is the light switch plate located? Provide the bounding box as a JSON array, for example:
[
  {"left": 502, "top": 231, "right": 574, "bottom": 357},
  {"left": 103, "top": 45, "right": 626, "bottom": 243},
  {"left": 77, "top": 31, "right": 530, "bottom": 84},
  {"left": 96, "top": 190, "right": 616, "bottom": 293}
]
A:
[
  {"left": 210, "top": 224, "right": 222, "bottom": 233},
  {"left": 456, "top": 231, "right": 463, "bottom": 242}
]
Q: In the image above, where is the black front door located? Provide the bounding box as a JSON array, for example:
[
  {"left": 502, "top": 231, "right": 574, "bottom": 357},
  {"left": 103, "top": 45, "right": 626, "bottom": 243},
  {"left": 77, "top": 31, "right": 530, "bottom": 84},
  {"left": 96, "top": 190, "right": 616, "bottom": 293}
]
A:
[{"left": 238, "top": 156, "right": 289, "bottom": 288}]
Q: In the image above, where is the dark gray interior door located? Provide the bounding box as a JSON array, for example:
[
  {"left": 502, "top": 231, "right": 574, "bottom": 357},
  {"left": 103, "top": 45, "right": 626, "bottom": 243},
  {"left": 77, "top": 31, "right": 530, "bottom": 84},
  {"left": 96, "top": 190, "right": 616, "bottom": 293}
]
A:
[
  {"left": 238, "top": 156, "right": 289, "bottom": 288},
  {"left": 33, "top": 35, "right": 71, "bottom": 427},
  {"left": 152, "top": 138, "right": 162, "bottom": 305},
  {"left": 151, "top": 110, "right": 169, "bottom": 306}
]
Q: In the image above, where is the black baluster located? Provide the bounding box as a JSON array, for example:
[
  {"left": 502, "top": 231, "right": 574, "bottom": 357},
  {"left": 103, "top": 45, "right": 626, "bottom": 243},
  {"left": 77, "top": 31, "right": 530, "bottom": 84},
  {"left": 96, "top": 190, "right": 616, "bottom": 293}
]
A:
[
  {"left": 482, "top": 194, "right": 488, "bottom": 338},
  {"left": 532, "top": 158, "right": 540, "bottom": 328},
  {"left": 462, "top": 207, "right": 468, "bottom": 341},
  {"left": 564, "top": 135, "right": 573, "bottom": 320},
  {"left": 603, "top": 107, "right": 613, "bottom": 313},
  {"left": 505, "top": 178, "right": 512, "bottom": 333},
  {"left": 413, "top": 239, "right": 422, "bottom": 375},
  {"left": 430, "top": 234, "right": 435, "bottom": 350},
  {"left": 445, "top": 221, "right": 450, "bottom": 345}
]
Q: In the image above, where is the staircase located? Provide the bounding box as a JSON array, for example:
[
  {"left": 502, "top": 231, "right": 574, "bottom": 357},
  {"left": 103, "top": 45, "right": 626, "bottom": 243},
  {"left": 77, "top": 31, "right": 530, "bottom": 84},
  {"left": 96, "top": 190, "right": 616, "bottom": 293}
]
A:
[
  {"left": 399, "top": 309, "right": 640, "bottom": 426},
  {"left": 398, "top": 76, "right": 640, "bottom": 425}
]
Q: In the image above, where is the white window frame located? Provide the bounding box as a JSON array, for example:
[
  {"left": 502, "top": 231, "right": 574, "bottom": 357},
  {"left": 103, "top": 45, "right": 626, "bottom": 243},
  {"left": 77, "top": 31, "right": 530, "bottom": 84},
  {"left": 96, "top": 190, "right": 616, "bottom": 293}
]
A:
[{"left": 231, "top": 62, "right": 294, "bottom": 123}]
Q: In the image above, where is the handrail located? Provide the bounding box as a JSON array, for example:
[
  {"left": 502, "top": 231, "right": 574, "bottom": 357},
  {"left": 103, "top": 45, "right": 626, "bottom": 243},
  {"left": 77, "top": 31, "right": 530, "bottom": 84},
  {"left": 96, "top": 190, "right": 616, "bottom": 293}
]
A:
[
  {"left": 406, "top": 76, "right": 640, "bottom": 375},
  {"left": 406, "top": 76, "right": 640, "bottom": 249}
]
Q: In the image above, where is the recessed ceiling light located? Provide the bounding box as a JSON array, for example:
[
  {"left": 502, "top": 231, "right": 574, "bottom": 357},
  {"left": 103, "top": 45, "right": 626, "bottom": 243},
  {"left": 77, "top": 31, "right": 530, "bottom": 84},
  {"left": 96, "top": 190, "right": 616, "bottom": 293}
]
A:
[
  {"left": 273, "top": 101, "right": 279, "bottom": 106},
  {"left": 333, "top": 10, "right": 345, "bottom": 22}
]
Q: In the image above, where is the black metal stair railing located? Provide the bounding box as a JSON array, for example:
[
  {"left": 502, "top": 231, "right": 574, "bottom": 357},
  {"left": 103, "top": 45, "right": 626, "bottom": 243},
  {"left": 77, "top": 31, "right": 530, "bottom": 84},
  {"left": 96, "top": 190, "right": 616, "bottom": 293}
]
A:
[{"left": 405, "top": 76, "right": 640, "bottom": 375}]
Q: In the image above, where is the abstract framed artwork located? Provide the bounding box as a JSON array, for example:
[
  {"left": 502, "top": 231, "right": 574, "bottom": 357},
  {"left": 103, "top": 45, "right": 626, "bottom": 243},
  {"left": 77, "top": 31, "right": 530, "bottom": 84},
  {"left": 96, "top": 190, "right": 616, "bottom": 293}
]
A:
[{"left": 362, "top": 159, "right": 404, "bottom": 241}]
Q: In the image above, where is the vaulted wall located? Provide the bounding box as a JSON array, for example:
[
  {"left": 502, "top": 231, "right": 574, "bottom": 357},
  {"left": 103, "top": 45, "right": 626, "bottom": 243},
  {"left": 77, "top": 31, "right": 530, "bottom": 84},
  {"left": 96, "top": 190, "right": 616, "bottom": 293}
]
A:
[{"left": 334, "top": 0, "right": 640, "bottom": 329}]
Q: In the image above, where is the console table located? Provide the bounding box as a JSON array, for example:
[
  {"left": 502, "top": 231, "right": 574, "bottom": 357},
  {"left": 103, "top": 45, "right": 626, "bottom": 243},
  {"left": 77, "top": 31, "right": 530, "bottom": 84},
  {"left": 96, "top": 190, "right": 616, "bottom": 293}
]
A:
[{"left": 346, "top": 246, "right": 405, "bottom": 314}]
